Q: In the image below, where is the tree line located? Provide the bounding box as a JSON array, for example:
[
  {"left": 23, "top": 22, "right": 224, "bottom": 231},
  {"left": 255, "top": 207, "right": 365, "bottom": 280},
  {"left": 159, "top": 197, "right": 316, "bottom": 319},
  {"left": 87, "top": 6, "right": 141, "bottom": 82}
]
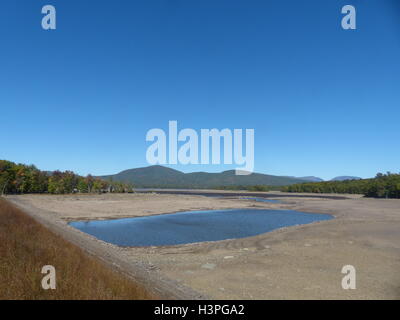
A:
[
  {"left": 282, "top": 172, "right": 400, "bottom": 198},
  {"left": 0, "top": 160, "right": 133, "bottom": 195}
]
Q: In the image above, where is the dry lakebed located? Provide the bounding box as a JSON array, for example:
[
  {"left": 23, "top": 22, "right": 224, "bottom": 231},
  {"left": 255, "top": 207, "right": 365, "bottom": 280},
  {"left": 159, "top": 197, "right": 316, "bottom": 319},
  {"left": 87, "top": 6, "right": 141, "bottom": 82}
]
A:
[{"left": 7, "top": 191, "right": 400, "bottom": 300}]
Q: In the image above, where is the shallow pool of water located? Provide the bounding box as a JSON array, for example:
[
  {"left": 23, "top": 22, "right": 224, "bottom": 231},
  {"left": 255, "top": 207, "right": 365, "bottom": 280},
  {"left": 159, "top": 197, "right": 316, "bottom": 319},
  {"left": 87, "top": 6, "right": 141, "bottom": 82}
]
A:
[
  {"left": 69, "top": 209, "right": 332, "bottom": 247},
  {"left": 241, "top": 197, "right": 282, "bottom": 203}
]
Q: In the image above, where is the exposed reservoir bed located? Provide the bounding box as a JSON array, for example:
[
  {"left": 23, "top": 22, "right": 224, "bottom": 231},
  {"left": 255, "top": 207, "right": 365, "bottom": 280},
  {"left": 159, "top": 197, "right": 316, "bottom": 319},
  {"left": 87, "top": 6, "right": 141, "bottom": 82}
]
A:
[
  {"left": 135, "top": 189, "right": 350, "bottom": 200},
  {"left": 69, "top": 209, "right": 333, "bottom": 247},
  {"left": 240, "top": 197, "right": 282, "bottom": 203}
]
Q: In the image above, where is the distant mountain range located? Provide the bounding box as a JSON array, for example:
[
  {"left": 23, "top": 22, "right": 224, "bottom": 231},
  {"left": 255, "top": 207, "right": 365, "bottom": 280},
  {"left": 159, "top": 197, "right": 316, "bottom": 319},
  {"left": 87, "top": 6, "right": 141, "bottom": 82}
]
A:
[
  {"left": 294, "top": 176, "right": 324, "bottom": 182},
  {"left": 99, "top": 165, "right": 362, "bottom": 188},
  {"left": 330, "top": 176, "right": 362, "bottom": 181},
  {"left": 296, "top": 176, "right": 361, "bottom": 182}
]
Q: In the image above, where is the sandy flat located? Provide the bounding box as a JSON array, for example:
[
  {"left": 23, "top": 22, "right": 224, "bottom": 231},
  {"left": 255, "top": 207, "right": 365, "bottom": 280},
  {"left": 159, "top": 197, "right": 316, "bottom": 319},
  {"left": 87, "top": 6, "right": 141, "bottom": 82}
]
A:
[{"left": 7, "top": 192, "right": 400, "bottom": 299}]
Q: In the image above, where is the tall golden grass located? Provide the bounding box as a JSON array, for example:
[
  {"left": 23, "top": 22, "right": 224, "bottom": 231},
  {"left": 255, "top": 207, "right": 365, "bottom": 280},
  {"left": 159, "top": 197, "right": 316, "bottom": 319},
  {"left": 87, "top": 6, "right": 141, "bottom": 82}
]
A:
[{"left": 0, "top": 198, "right": 155, "bottom": 300}]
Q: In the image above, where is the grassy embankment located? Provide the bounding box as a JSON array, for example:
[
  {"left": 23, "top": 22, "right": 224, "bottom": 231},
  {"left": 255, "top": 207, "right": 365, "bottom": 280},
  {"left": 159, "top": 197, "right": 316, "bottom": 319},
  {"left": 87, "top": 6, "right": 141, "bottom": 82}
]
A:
[{"left": 0, "top": 197, "right": 155, "bottom": 300}]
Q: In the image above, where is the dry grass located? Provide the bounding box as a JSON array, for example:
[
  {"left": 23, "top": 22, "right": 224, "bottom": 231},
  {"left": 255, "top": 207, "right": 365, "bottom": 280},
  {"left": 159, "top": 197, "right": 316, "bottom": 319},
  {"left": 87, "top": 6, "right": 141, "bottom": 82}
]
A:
[{"left": 0, "top": 197, "right": 155, "bottom": 300}]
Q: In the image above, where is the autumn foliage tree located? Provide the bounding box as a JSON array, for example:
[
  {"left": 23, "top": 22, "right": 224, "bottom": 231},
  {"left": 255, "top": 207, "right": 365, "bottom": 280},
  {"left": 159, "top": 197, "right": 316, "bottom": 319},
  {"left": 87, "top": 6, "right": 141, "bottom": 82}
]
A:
[{"left": 0, "top": 160, "right": 133, "bottom": 195}]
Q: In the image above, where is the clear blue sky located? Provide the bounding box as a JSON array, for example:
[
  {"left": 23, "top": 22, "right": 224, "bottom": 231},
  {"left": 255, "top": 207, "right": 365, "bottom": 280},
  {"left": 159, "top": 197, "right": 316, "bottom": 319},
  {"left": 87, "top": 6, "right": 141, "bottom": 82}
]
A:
[{"left": 0, "top": 0, "right": 399, "bottom": 180}]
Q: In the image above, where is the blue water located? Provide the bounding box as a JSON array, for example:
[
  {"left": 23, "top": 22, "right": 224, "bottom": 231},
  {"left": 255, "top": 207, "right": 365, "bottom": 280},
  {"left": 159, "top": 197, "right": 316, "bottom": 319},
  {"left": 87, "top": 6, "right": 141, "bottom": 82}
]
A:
[
  {"left": 241, "top": 197, "right": 282, "bottom": 203},
  {"left": 69, "top": 209, "right": 332, "bottom": 247}
]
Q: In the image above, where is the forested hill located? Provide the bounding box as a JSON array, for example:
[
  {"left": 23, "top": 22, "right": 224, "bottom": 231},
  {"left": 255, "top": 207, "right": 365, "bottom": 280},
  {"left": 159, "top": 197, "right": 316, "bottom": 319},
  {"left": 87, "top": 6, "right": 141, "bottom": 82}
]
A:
[
  {"left": 99, "top": 165, "right": 310, "bottom": 188},
  {"left": 2, "top": 159, "right": 398, "bottom": 198},
  {"left": 0, "top": 160, "right": 133, "bottom": 195},
  {"left": 283, "top": 173, "right": 400, "bottom": 198}
]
